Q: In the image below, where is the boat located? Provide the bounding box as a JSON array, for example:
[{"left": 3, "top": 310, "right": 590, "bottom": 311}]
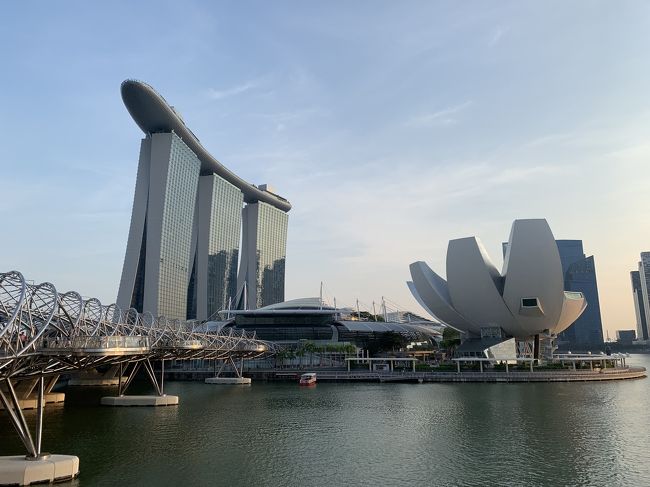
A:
[{"left": 299, "top": 372, "right": 317, "bottom": 386}]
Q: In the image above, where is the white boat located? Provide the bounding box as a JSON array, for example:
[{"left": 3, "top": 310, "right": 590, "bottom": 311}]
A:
[{"left": 299, "top": 372, "right": 317, "bottom": 386}]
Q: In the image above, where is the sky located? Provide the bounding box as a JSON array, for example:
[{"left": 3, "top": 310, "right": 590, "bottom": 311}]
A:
[{"left": 0, "top": 1, "right": 649, "bottom": 338}]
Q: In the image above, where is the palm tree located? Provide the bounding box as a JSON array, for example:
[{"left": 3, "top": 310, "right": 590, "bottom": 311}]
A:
[
  {"left": 275, "top": 350, "right": 287, "bottom": 369},
  {"left": 295, "top": 348, "right": 305, "bottom": 368},
  {"left": 302, "top": 341, "right": 317, "bottom": 367}
]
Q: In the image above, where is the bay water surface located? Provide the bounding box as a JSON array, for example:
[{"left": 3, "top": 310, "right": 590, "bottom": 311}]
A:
[{"left": 2, "top": 355, "right": 650, "bottom": 486}]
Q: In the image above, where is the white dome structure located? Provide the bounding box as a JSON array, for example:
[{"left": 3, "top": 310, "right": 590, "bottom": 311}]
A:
[{"left": 408, "top": 219, "right": 587, "bottom": 339}]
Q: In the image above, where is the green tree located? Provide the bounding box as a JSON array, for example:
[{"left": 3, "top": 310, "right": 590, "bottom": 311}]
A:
[
  {"left": 294, "top": 348, "right": 305, "bottom": 368},
  {"left": 367, "top": 332, "right": 408, "bottom": 354},
  {"left": 440, "top": 327, "right": 461, "bottom": 351},
  {"left": 355, "top": 311, "right": 385, "bottom": 322},
  {"left": 302, "top": 341, "right": 317, "bottom": 367},
  {"left": 274, "top": 349, "right": 286, "bottom": 368}
]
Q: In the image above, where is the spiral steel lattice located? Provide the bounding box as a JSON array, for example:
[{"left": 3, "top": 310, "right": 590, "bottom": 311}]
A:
[{"left": 0, "top": 270, "right": 276, "bottom": 380}]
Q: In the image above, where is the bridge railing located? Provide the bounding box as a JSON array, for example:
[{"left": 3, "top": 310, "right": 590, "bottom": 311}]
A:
[{"left": 40, "top": 336, "right": 151, "bottom": 354}]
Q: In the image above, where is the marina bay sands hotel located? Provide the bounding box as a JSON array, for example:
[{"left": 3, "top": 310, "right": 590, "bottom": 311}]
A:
[{"left": 116, "top": 80, "right": 290, "bottom": 321}]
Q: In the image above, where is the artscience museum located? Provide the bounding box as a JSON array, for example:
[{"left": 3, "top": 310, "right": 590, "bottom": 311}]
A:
[{"left": 408, "top": 219, "right": 587, "bottom": 360}]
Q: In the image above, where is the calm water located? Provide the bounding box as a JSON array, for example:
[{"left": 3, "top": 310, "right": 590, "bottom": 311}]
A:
[{"left": 2, "top": 355, "right": 650, "bottom": 486}]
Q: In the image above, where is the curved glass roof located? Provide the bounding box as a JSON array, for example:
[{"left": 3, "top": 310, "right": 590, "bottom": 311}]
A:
[{"left": 259, "top": 297, "right": 336, "bottom": 311}]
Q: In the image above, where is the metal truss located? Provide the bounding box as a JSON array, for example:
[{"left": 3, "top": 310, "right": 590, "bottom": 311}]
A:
[
  {"left": 0, "top": 269, "right": 277, "bottom": 457},
  {"left": 0, "top": 269, "right": 277, "bottom": 380}
]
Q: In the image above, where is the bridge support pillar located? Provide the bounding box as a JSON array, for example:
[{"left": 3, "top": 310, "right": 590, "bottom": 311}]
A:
[
  {"left": 205, "top": 357, "right": 251, "bottom": 385},
  {"left": 205, "top": 377, "right": 251, "bottom": 385},
  {"left": 0, "top": 378, "right": 80, "bottom": 485},
  {"left": 101, "top": 359, "right": 179, "bottom": 407},
  {"left": 100, "top": 395, "right": 179, "bottom": 407},
  {"left": 68, "top": 366, "right": 127, "bottom": 386},
  {"left": 0, "top": 377, "right": 64, "bottom": 410},
  {"left": 0, "top": 455, "right": 80, "bottom": 486}
]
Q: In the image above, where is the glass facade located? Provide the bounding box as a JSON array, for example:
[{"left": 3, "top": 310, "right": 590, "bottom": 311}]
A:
[
  {"left": 230, "top": 313, "right": 435, "bottom": 346},
  {"left": 503, "top": 239, "right": 604, "bottom": 347},
  {"left": 130, "top": 215, "right": 148, "bottom": 313},
  {"left": 122, "top": 138, "right": 291, "bottom": 320},
  {"left": 157, "top": 133, "right": 201, "bottom": 319},
  {"left": 631, "top": 271, "right": 647, "bottom": 340},
  {"left": 555, "top": 240, "right": 604, "bottom": 347},
  {"left": 236, "top": 314, "right": 333, "bottom": 326},
  {"left": 640, "top": 253, "right": 650, "bottom": 336},
  {"left": 206, "top": 175, "right": 243, "bottom": 318},
  {"left": 117, "top": 83, "right": 292, "bottom": 322},
  {"left": 234, "top": 314, "right": 334, "bottom": 341},
  {"left": 254, "top": 202, "right": 288, "bottom": 308}
]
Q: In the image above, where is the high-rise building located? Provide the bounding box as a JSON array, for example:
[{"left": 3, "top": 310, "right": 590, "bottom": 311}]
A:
[
  {"left": 616, "top": 330, "right": 636, "bottom": 344},
  {"left": 194, "top": 174, "right": 244, "bottom": 320},
  {"left": 237, "top": 201, "right": 289, "bottom": 309},
  {"left": 555, "top": 240, "right": 604, "bottom": 347},
  {"left": 638, "top": 252, "right": 650, "bottom": 335},
  {"left": 630, "top": 270, "right": 648, "bottom": 341},
  {"left": 501, "top": 239, "right": 604, "bottom": 347},
  {"left": 117, "top": 132, "right": 201, "bottom": 320},
  {"left": 116, "top": 80, "right": 291, "bottom": 320},
  {"left": 557, "top": 240, "right": 603, "bottom": 348}
]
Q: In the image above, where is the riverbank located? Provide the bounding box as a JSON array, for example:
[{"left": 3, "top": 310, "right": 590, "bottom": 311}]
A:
[{"left": 165, "top": 366, "right": 646, "bottom": 383}]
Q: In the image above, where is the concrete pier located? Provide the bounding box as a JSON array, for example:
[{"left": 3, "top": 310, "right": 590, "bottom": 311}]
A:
[
  {"left": 100, "top": 395, "right": 179, "bottom": 407},
  {"left": 0, "top": 455, "right": 79, "bottom": 486},
  {"left": 205, "top": 377, "right": 251, "bottom": 385},
  {"left": 68, "top": 367, "right": 128, "bottom": 386},
  {"left": 0, "top": 377, "right": 63, "bottom": 411},
  {"left": 0, "top": 392, "right": 65, "bottom": 410},
  {"left": 68, "top": 377, "right": 128, "bottom": 386}
]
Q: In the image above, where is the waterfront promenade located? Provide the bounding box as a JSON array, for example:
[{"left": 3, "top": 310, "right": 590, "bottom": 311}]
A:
[{"left": 167, "top": 365, "right": 647, "bottom": 383}]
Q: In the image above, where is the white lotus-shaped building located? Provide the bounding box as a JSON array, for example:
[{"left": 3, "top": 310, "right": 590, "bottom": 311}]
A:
[{"left": 408, "top": 219, "right": 587, "bottom": 339}]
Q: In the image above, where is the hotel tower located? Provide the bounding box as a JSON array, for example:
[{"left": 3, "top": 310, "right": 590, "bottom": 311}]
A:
[{"left": 116, "top": 80, "right": 291, "bottom": 320}]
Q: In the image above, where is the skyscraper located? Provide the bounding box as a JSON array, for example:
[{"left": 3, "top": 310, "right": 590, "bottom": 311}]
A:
[
  {"left": 237, "top": 200, "right": 289, "bottom": 309},
  {"left": 502, "top": 239, "right": 604, "bottom": 347},
  {"left": 555, "top": 240, "right": 604, "bottom": 347},
  {"left": 194, "top": 174, "right": 244, "bottom": 320},
  {"left": 630, "top": 270, "right": 648, "bottom": 341},
  {"left": 116, "top": 80, "right": 291, "bottom": 320},
  {"left": 638, "top": 252, "right": 650, "bottom": 335},
  {"left": 117, "top": 132, "right": 201, "bottom": 320}
]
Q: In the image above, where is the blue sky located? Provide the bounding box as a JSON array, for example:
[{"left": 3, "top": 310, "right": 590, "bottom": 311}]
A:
[{"left": 1, "top": 1, "right": 649, "bottom": 337}]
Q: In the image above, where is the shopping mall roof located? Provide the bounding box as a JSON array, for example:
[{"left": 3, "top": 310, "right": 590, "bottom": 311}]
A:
[{"left": 219, "top": 297, "right": 353, "bottom": 316}]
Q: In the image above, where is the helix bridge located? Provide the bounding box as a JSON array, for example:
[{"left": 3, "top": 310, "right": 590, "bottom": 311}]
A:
[{"left": 0, "top": 270, "right": 276, "bottom": 461}]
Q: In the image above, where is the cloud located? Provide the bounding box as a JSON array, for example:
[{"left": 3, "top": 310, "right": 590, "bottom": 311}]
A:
[
  {"left": 488, "top": 26, "right": 506, "bottom": 47},
  {"left": 207, "top": 80, "right": 259, "bottom": 100},
  {"left": 406, "top": 101, "right": 472, "bottom": 128},
  {"left": 522, "top": 132, "right": 579, "bottom": 148},
  {"left": 248, "top": 108, "right": 329, "bottom": 132},
  {"left": 252, "top": 108, "right": 328, "bottom": 123}
]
